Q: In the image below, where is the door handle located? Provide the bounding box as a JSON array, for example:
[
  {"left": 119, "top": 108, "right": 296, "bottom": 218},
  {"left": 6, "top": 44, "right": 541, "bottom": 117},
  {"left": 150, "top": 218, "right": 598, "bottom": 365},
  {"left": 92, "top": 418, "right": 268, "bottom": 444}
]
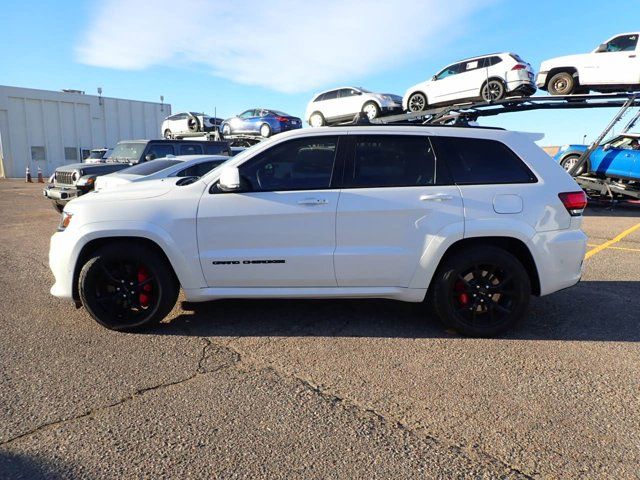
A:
[
  {"left": 420, "top": 193, "right": 454, "bottom": 202},
  {"left": 629, "top": 54, "right": 636, "bottom": 58},
  {"left": 297, "top": 198, "right": 328, "bottom": 205}
]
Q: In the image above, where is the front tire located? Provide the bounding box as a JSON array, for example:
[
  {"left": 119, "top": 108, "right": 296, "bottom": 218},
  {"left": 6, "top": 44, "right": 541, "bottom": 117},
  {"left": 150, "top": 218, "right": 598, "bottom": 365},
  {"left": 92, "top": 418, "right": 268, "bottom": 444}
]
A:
[
  {"left": 407, "top": 92, "right": 427, "bottom": 112},
  {"left": 362, "top": 101, "right": 381, "bottom": 120},
  {"left": 481, "top": 79, "right": 506, "bottom": 102},
  {"left": 560, "top": 154, "right": 587, "bottom": 176},
  {"left": 79, "top": 243, "right": 178, "bottom": 331},
  {"left": 163, "top": 129, "right": 172, "bottom": 139},
  {"left": 432, "top": 246, "right": 530, "bottom": 337},
  {"left": 222, "top": 124, "right": 231, "bottom": 136},
  {"left": 259, "top": 123, "right": 272, "bottom": 138},
  {"left": 548, "top": 72, "right": 576, "bottom": 95}
]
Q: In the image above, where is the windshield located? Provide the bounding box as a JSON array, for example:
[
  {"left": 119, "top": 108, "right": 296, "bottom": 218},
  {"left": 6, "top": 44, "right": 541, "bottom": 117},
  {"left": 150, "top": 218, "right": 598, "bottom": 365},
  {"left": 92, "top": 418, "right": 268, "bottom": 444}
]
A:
[
  {"left": 109, "top": 142, "right": 146, "bottom": 162},
  {"left": 118, "top": 159, "right": 182, "bottom": 176},
  {"left": 608, "top": 136, "right": 640, "bottom": 150},
  {"left": 88, "top": 150, "right": 105, "bottom": 159}
]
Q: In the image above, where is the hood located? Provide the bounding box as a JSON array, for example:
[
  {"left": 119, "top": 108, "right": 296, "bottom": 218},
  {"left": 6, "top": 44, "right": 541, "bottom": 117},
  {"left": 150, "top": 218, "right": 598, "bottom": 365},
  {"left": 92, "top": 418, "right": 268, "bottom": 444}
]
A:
[
  {"left": 540, "top": 53, "right": 587, "bottom": 70},
  {"left": 71, "top": 178, "right": 177, "bottom": 206}
]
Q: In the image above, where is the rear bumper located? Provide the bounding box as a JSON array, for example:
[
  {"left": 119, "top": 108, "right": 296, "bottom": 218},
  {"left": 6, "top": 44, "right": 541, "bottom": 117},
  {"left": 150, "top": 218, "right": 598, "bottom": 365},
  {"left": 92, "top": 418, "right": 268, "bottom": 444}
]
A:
[
  {"left": 532, "top": 226, "right": 587, "bottom": 296},
  {"left": 506, "top": 79, "right": 537, "bottom": 96}
]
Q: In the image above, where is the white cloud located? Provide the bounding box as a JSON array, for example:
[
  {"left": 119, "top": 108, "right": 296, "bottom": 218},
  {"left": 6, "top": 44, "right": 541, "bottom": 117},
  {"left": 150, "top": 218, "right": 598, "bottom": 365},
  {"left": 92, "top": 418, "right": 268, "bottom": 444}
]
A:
[{"left": 77, "top": 0, "right": 489, "bottom": 93}]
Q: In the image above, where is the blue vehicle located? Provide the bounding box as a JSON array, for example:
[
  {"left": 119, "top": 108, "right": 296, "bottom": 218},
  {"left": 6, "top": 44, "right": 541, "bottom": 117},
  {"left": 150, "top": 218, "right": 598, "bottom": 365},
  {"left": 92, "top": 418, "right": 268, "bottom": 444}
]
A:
[
  {"left": 221, "top": 109, "right": 302, "bottom": 138},
  {"left": 554, "top": 134, "right": 640, "bottom": 180}
]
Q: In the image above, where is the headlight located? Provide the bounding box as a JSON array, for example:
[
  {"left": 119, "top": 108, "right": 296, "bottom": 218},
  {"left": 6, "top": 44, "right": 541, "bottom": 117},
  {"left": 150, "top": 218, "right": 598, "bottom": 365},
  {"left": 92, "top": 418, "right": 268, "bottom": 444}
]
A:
[
  {"left": 76, "top": 176, "right": 95, "bottom": 187},
  {"left": 58, "top": 212, "right": 73, "bottom": 232}
]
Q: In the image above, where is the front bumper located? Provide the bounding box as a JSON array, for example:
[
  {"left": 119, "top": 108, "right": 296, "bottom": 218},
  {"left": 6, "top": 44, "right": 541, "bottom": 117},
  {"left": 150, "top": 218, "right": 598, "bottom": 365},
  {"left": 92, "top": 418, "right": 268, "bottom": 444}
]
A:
[
  {"left": 536, "top": 71, "right": 549, "bottom": 89},
  {"left": 49, "top": 230, "right": 78, "bottom": 300},
  {"left": 381, "top": 104, "right": 403, "bottom": 115},
  {"left": 43, "top": 185, "right": 80, "bottom": 203}
]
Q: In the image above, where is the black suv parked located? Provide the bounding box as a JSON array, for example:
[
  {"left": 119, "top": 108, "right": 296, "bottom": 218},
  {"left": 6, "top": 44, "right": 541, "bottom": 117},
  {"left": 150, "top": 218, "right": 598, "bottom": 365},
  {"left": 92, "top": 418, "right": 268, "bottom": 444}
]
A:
[{"left": 44, "top": 139, "right": 231, "bottom": 212}]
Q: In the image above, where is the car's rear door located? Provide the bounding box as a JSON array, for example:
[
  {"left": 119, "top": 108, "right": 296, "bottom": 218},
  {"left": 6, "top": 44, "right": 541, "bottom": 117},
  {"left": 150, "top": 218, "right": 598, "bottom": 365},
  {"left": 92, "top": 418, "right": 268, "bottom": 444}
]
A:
[
  {"left": 197, "top": 135, "right": 344, "bottom": 287},
  {"left": 334, "top": 133, "right": 464, "bottom": 287}
]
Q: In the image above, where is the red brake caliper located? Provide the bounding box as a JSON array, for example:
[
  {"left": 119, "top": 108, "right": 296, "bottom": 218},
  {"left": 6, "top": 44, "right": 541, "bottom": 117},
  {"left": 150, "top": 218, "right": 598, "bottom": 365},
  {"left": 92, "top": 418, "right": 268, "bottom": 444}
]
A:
[
  {"left": 137, "top": 267, "right": 152, "bottom": 307},
  {"left": 454, "top": 280, "right": 469, "bottom": 306}
]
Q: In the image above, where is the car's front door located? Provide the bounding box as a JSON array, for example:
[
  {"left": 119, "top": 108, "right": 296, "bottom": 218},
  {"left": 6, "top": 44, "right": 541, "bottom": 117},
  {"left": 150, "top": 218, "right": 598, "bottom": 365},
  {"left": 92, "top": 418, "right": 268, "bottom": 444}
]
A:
[
  {"left": 590, "top": 136, "right": 638, "bottom": 178},
  {"left": 337, "top": 88, "right": 363, "bottom": 117},
  {"left": 230, "top": 110, "right": 256, "bottom": 134},
  {"left": 431, "top": 62, "right": 465, "bottom": 104},
  {"left": 587, "top": 34, "right": 640, "bottom": 85},
  {"left": 197, "top": 135, "right": 343, "bottom": 287},
  {"left": 334, "top": 134, "right": 464, "bottom": 287}
]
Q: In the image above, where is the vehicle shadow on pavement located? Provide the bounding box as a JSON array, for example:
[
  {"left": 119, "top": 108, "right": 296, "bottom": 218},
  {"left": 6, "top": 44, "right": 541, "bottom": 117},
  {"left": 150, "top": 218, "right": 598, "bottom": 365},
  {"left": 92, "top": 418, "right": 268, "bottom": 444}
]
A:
[
  {"left": 0, "top": 451, "right": 78, "bottom": 480},
  {"left": 150, "top": 281, "right": 640, "bottom": 342}
]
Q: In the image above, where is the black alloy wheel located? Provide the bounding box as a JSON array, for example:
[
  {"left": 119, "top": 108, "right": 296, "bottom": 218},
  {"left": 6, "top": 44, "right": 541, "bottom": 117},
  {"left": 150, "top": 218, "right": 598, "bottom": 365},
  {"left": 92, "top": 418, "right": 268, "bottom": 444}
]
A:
[
  {"left": 79, "top": 243, "right": 178, "bottom": 331},
  {"left": 432, "top": 246, "right": 530, "bottom": 337}
]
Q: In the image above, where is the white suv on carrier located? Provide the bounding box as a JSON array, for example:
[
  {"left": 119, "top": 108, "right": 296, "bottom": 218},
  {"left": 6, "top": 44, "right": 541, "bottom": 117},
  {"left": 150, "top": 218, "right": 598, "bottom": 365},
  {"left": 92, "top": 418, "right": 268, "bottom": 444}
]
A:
[
  {"left": 49, "top": 126, "right": 587, "bottom": 337},
  {"left": 305, "top": 87, "right": 402, "bottom": 127},
  {"left": 403, "top": 53, "right": 536, "bottom": 111}
]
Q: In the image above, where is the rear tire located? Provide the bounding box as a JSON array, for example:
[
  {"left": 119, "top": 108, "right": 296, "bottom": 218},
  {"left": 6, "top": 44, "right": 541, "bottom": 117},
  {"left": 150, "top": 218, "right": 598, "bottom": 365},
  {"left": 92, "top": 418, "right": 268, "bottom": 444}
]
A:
[
  {"left": 548, "top": 72, "right": 576, "bottom": 95},
  {"left": 481, "top": 79, "right": 506, "bottom": 102},
  {"left": 79, "top": 243, "right": 179, "bottom": 331},
  {"left": 309, "top": 112, "right": 325, "bottom": 127},
  {"left": 222, "top": 124, "right": 231, "bottom": 136},
  {"left": 432, "top": 246, "right": 530, "bottom": 337},
  {"left": 163, "top": 129, "right": 172, "bottom": 139}
]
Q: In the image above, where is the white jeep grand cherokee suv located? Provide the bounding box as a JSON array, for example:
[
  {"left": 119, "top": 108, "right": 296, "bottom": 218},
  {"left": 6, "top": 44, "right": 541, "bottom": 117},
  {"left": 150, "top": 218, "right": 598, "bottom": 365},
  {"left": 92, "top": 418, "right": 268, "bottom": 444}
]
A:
[{"left": 49, "top": 126, "right": 587, "bottom": 337}]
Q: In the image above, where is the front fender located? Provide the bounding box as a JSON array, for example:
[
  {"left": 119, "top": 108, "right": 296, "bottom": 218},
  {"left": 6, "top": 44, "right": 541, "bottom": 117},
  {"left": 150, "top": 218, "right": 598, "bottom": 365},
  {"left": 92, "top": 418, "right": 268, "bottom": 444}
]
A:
[{"left": 73, "top": 220, "right": 206, "bottom": 290}]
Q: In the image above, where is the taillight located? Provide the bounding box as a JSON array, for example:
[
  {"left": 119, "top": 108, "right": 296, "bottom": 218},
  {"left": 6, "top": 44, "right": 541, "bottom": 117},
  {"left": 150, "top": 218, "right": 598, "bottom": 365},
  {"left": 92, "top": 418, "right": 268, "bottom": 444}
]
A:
[
  {"left": 559, "top": 191, "right": 587, "bottom": 216},
  {"left": 275, "top": 116, "right": 289, "bottom": 122},
  {"left": 511, "top": 64, "right": 527, "bottom": 70}
]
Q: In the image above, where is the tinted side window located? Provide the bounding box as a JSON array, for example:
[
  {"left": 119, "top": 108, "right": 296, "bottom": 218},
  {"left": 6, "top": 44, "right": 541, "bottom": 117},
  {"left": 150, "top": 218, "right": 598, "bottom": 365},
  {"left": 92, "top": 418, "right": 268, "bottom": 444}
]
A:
[
  {"left": 239, "top": 136, "right": 338, "bottom": 192},
  {"left": 203, "top": 144, "right": 230, "bottom": 155},
  {"left": 431, "top": 136, "right": 536, "bottom": 185},
  {"left": 179, "top": 144, "right": 204, "bottom": 155},
  {"left": 605, "top": 34, "right": 638, "bottom": 52},
  {"left": 483, "top": 56, "right": 503, "bottom": 67},
  {"left": 345, "top": 135, "right": 435, "bottom": 188},
  {"left": 178, "top": 160, "right": 225, "bottom": 177},
  {"left": 462, "top": 59, "right": 482, "bottom": 72},
  {"left": 323, "top": 90, "right": 338, "bottom": 100},
  {"left": 147, "top": 144, "right": 175, "bottom": 159}
]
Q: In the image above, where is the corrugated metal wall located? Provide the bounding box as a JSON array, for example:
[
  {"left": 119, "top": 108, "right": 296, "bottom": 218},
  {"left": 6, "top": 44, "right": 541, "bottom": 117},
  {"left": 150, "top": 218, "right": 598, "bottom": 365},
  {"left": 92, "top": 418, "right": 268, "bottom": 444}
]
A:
[{"left": 0, "top": 85, "right": 171, "bottom": 178}]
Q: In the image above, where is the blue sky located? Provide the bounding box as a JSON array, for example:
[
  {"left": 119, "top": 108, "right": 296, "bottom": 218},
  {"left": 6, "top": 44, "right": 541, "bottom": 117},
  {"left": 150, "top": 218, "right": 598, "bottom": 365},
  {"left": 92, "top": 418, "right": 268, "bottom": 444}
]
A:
[{"left": 1, "top": 0, "right": 638, "bottom": 146}]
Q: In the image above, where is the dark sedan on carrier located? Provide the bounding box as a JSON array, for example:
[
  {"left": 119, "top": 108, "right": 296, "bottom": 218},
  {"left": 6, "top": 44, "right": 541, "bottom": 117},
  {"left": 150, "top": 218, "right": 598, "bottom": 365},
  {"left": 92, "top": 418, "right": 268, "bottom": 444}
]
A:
[{"left": 221, "top": 109, "right": 302, "bottom": 138}]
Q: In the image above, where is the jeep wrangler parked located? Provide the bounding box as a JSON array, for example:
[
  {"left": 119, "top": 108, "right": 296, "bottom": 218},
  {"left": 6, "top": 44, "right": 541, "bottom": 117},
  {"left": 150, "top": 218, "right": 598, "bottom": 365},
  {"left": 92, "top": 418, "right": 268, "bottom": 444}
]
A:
[{"left": 44, "top": 139, "right": 231, "bottom": 212}]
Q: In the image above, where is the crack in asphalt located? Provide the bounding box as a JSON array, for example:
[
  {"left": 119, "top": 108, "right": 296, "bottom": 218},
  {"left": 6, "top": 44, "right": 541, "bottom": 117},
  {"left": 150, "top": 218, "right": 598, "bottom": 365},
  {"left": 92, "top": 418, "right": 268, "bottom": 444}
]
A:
[
  {"left": 0, "top": 337, "right": 217, "bottom": 447},
  {"left": 2, "top": 334, "right": 534, "bottom": 478}
]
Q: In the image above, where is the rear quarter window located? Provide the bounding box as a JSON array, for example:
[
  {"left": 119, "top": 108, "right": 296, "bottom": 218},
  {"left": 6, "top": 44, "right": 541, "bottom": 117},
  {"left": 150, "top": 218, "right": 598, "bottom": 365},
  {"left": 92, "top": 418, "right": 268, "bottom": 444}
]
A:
[{"left": 431, "top": 136, "right": 537, "bottom": 185}]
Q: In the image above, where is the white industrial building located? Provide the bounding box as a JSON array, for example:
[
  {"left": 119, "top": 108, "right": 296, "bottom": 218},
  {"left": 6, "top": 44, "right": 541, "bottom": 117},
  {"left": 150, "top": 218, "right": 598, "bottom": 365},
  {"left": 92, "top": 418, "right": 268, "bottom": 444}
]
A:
[{"left": 0, "top": 85, "right": 171, "bottom": 178}]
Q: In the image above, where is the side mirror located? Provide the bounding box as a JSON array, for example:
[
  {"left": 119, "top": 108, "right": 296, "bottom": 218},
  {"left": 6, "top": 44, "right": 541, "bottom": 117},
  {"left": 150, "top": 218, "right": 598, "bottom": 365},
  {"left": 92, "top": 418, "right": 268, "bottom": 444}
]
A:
[
  {"left": 431, "top": 75, "right": 437, "bottom": 81},
  {"left": 596, "top": 43, "right": 607, "bottom": 53},
  {"left": 145, "top": 153, "right": 156, "bottom": 162},
  {"left": 218, "top": 166, "right": 241, "bottom": 192}
]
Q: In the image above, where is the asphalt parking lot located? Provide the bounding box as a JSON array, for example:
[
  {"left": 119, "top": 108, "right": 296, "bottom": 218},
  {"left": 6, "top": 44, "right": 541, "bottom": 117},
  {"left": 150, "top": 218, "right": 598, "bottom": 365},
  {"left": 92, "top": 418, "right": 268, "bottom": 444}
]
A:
[{"left": 1, "top": 180, "right": 639, "bottom": 479}]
